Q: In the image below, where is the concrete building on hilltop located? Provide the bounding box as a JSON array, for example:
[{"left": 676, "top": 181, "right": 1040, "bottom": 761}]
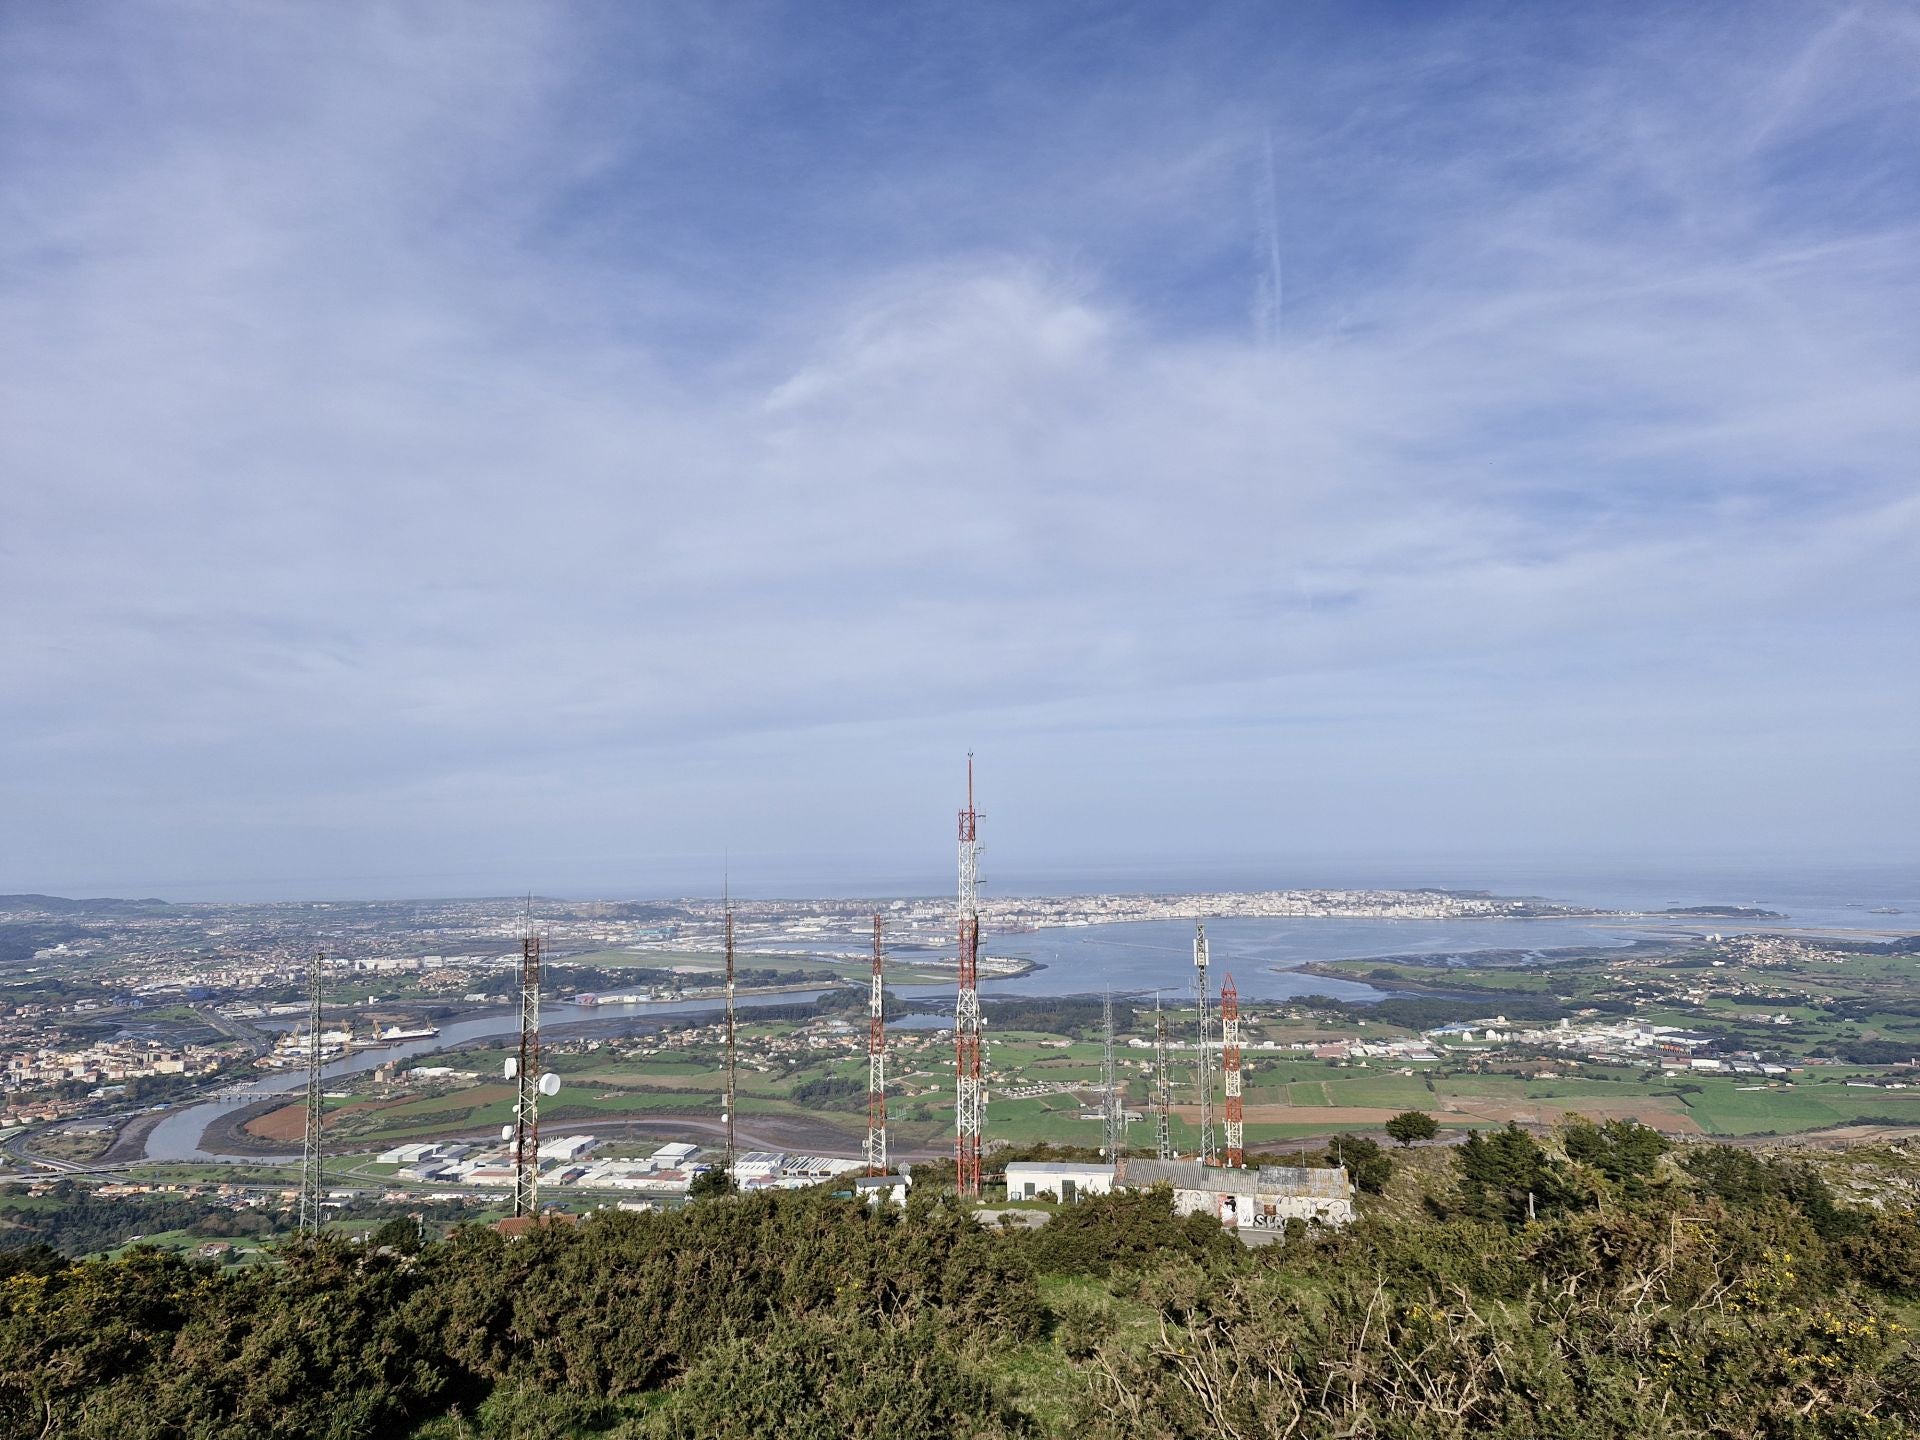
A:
[
  {"left": 1003, "top": 1157, "right": 1355, "bottom": 1230},
  {"left": 1004, "top": 1161, "right": 1117, "bottom": 1203},
  {"left": 1114, "top": 1158, "right": 1355, "bottom": 1230}
]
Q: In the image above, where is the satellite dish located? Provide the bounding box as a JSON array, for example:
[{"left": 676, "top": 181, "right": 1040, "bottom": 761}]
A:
[
  {"left": 503, "top": 1058, "right": 518, "bottom": 1079},
  {"left": 500, "top": 1124, "right": 513, "bottom": 1142},
  {"left": 538, "top": 1072, "right": 561, "bottom": 1097}
]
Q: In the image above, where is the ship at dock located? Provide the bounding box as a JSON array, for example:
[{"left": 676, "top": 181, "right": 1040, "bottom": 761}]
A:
[{"left": 375, "top": 1023, "right": 440, "bottom": 1043}]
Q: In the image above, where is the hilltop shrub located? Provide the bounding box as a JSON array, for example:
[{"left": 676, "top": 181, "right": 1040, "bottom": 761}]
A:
[
  {"left": 0, "top": 1144, "right": 1914, "bottom": 1438},
  {"left": 1450, "top": 1123, "right": 1585, "bottom": 1226},
  {"left": 633, "top": 1315, "right": 1031, "bottom": 1439},
  {"left": 1024, "top": 1187, "right": 1237, "bottom": 1278}
]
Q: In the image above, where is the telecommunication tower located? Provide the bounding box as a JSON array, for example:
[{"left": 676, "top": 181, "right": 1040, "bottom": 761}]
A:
[
  {"left": 1154, "top": 994, "right": 1174, "bottom": 1160},
  {"left": 1222, "top": 973, "right": 1244, "bottom": 1167},
  {"left": 298, "top": 949, "right": 325, "bottom": 1234},
  {"left": 954, "top": 756, "right": 985, "bottom": 1198},
  {"left": 1193, "top": 922, "right": 1216, "bottom": 1165},
  {"left": 508, "top": 925, "right": 546, "bottom": 1218},
  {"left": 865, "top": 914, "right": 888, "bottom": 1175},
  {"left": 1100, "top": 990, "right": 1124, "bottom": 1158},
  {"left": 723, "top": 889, "right": 737, "bottom": 1176}
]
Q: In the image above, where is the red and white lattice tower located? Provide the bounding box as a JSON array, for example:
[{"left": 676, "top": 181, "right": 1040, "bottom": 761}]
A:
[
  {"left": 954, "top": 757, "right": 985, "bottom": 1198},
  {"left": 865, "top": 914, "right": 888, "bottom": 1175},
  {"left": 1222, "top": 972, "right": 1244, "bottom": 1167}
]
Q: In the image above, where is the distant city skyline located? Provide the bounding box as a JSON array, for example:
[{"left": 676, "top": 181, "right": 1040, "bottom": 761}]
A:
[{"left": 4, "top": 4, "right": 1917, "bottom": 897}]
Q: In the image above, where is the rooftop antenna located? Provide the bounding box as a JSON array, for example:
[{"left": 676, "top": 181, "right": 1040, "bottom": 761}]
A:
[
  {"left": 1154, "top": 992, "right": 1174, "bottom": 1161},
  {"left": 1194, "top": 921, "right": 1216, "bottom": 1166},
  {"left": 865, "top": 914, "right": 888, "bottom": 1175},
  {"left": 298, "top": 948, "right": 325, "bottom": 1233},
  {"left": 954, "top": 754, "right": 985, "bottom": 1198}
]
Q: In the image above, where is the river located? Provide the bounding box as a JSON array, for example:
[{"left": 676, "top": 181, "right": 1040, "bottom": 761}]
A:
[
  {"left": 143, "top": 988, "right": 834, "bottom": 1163},
  {"left": 142, "top": 911, "right": 1686, "bottom": 1163}
]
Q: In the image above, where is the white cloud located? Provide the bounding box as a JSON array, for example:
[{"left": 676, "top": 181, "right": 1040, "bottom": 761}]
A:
[{"left": 1, "top": 3, "right": 1916, "bottom": 893}]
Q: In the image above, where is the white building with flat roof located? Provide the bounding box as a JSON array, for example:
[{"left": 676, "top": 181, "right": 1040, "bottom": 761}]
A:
[
  {"left": 1115, "top": 1158, "right": 1354, "bottom": 1229},
  {"left": 1004, "top": 1161, "right": 1116, "bottom": 1203}
]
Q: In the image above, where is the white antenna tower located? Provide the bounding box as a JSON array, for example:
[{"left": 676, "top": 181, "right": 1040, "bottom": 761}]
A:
[
  {"left": 865, "top": 914, "right": 888, "bottom": 1175},
  {"left": 724, "top": 872, "right": 736, "bottom": 1178},
  {"left": 1101, "top": 990, "right": 1124, "bottom": 1158},
  {"left": 1154, "top": 993, "right": 1174, "bottom": 1161},
  {"left": 1194, "top": 921, "right": 1216, "bottom": 1165},
  {"left": 954, "top": 757, "right": 985, "bottom": 1197}
]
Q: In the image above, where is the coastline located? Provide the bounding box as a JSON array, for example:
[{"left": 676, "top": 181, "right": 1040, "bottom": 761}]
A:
[{"left": 1288, "top": 935, "right": 1692, "bottom": 996}]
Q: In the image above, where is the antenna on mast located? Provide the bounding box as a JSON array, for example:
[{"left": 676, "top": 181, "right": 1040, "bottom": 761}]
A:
[
  {"left": 723, "top": 862, "right": 737, "bottom": 1182},
  {"left": 1222, "top": 973, "right": 1244, "bottom": 1167},
  {"left": 508, "top": 901, "right": 552, "bottom": 1219},
  {"left": 1101, "top": 990, "right": 1124, "bottom": 1159},
  {"left": 953, "top": 754, "right": 985, "bottom": 1198},
  {"left": 1154, "top": 992, "right": 1174, "bottom": 1160},
  {"left": 865, "top": 914, "right": 888, "bottom": 1175},
  {"left": 298, "top": 949, "right": 325, "bottom": 1233},
  {"left": 1194, "top": 921, "right": 1216, "bottom": 1166}
]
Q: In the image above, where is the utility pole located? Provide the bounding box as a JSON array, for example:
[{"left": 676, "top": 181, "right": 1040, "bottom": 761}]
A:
[
  {"left": 1194, "top": 922, "right": 1216, "bottom": 1165},
  {"left": 954, "top": 756, "right": 985, "bottom": 1199},
  {"left": 865, "top": 914, "right": 888, "bottom": 1175},
  {"left": 1222, "top": 973, "right": 1244, "bottom": 1167},
  {"left": 509, "top": 919, "right": 543, "bottom": 1219},
  {"left": 298, "top": 949, "right": 325, "bottom": 1234},
  {"left": 1154, "top": 994, "right": 1174, "bottom": 1160}
]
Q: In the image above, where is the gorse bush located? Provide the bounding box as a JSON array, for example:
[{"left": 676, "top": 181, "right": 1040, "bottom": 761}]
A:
[{"left": 0, "top": 1144, "right": 1913, "bottom": 1438}]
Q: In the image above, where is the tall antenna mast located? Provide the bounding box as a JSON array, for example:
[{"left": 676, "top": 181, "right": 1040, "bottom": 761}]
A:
[
  {"left": 865, "top": 914, "right": 888, "bottom": 1175},
  {"left": 723, "top": 871, "right": 737, "bottom": 1178},
  {"left": 1154, "top": 993, "right": 1174, "bottom": 1160},
  {"left": 954, "top": 754, "right": 985, "bottom": 1198},
  {"left": 510, "top": 905, "right": 544, "bottom": 1218},
  {"left": 1222, "top": 973, "right": 1244, "bottom": 1167},
  {"left": 298, "top": 948, "right": 325, "bottom": 1233},
  {"left": 1101, "top": 989, "right": 1123, "bottom": 1158},
  {"left": 1194, "top": 922, "right": 1216, "bottom": 1165}
]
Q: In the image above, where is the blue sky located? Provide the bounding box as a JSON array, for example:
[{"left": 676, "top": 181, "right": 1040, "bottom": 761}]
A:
[{"left": 3, "top": 3, "right": 1917, "bottom": 899}]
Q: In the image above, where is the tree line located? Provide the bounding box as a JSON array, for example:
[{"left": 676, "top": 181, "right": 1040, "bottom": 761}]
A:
[{"left": 0, "top": 1126, "right": 1914, "bottom": 1438}]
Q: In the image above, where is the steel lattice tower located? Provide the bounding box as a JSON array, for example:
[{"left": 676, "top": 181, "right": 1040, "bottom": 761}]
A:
[
  {"left": 1101, "top": 991, "right": 1123, "bottom": 1158},
  {"left": 723, "top": 896, "right": 737, "bottom": 1177},
  {"left": 865, "top": 914, "right": 888, "bottom": 1175},
  {"left": 298, "top": 949, "right": 325, "bottom": 1234},
  {"left": 1154, "top": 994, "right": 1174, "bottom": 1160},
  {"left": 954, "top": 756, "right": 985, "bottom": 1198},
  {"left": 510, "top": 931, "right": 543, "bottom": 1218},
  {"left": 1194, "top": 922, "right": 1216, "bottom": 1165},
  {"left": 1222, "top": 973, "right": 1244, "bottom": 1167}
]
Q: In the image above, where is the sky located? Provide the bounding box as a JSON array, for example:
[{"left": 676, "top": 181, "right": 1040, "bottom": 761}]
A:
[{"left": 3, "top": 3, "right": 1917, "bottom": 901}]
